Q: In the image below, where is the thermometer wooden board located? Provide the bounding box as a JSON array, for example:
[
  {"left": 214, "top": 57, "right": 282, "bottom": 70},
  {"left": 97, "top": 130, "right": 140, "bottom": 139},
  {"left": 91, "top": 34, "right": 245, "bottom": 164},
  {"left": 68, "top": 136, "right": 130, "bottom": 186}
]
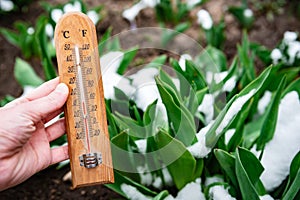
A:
[{"left": 54, "top": 12, "right": 114, "bottom": 188}]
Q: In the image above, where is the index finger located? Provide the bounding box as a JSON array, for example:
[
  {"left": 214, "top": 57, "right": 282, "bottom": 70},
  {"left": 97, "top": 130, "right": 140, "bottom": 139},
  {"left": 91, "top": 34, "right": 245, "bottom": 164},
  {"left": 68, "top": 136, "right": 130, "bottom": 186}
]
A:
[{"left": 5, "top": 78, "right": 60, "bottom": 108}]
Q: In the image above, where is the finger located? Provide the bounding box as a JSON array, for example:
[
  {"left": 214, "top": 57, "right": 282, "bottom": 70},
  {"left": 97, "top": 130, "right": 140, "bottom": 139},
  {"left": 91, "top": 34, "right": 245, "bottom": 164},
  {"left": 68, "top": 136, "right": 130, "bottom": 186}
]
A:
[
  {"left": 43, "top": 108, "right": 64, "bottom": 125},
  {"left": 45, "top": 118, "right": 66, "bottom": 142},
  {"left": 50, "top": 145, "right": 69, "bottom": 165},
  {"left": 5, "top": 78, "right": 60, "bottom": 108},
  {"left": 24, "top": 83, "right": 69, "bottom": 121}
]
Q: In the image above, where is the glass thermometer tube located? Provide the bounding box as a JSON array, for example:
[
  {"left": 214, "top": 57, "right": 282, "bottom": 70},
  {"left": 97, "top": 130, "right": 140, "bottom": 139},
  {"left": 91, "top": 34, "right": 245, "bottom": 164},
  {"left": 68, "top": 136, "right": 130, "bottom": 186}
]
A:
[{"left": 74, "top": 45, "right": 91, "bottom": 153}]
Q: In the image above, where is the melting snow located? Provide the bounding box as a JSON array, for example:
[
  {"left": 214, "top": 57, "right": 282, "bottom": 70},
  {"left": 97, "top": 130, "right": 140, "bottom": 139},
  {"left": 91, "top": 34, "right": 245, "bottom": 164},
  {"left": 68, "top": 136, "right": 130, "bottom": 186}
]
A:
[
  {"left": 260, "top": 91, "right": 300, "bottom": 191},
  {"left": 216, "top": 89, "right": 256, "bottom": 135}
]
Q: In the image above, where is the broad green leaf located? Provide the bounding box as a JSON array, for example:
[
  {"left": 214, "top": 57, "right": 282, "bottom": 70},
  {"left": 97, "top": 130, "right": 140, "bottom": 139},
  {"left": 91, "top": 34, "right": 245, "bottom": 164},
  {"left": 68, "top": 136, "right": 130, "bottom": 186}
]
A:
[
  {"left": 155, "top": 129, "right": 197, "bottom": 189},
  {"left": 227, "top": 99, "right": 253, "bottom": 151},
  {"left": 110, "top": 131, "right": 141, "bottom": 181},
  {"left": 196, "top": 45, "right": 227, "bottom": 72},
  {"left": 235, "top": 147, "right": 263, "bottom": 200},
  {"left": 105, "top": 102, "right": 119, "bottom": 138},
  {"left": 153, "top": 190, "right": 169, "bottom": 200},
  {"left": 155, "top": 76, "right": 196, "bottom": 146},
  {"left": 283, "top": 78, "right": 300, "bottom": 97},
  {"left": 242, "top": 115, "right": 264, "bottom": 148},
  {"left": 14, "top": 58, "right": 43, "bottom": 87},
  {"left": 250, "top": 42, "right": 272, "bottom": 65},
  {"left": 98, "top": 26, "right": 113, "bottom": 55},
  {"left": 114, "top": 112, "right": 146, "bottom": 138},
  {"left": 0, "top": 95, "right": 15, "bottom": 107},
  {"left": 117, "top": 47, "right": 138, "bottom": 75},
  {"left": 143, "top": 100, "right": 158, "bottom": 137},
  {"left": 159, "top": 69, "right": 181, "bottom": 101},
  {"left": 0, "top": 28, "right": 20, "bottom": 47},
  {"left": 238, "top": 32, "right": 256, "bottom": 89},
  {"left": 145, "top": 55, "right": 167, "bottom": 68},
  {"left": 256, "top": 76, "right": 286, "bottom": 150},
  {"left": 105, "top": 171, "right": 157, "bottom": 198},
  {"left": 185, "top": 60, "right": 207, "bottom": 91},
  {"left": 214, "top": 149, "right": 238, "bottom": 189},
  {"left": 282, "top": 152, "right": 300, "bottom": 200},
  {"left": 35, "top": 16, "right": 56, "bottom": 80},
  {"left": 205, "top": 21, "right": 226, "bottom": 49}
]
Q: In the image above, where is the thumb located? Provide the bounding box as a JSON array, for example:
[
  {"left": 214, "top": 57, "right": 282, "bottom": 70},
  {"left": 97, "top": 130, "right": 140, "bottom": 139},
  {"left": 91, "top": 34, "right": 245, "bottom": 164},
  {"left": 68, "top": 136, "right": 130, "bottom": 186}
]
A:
[{"left": 25, "top": 83, "right": 69, "bottom": 120}]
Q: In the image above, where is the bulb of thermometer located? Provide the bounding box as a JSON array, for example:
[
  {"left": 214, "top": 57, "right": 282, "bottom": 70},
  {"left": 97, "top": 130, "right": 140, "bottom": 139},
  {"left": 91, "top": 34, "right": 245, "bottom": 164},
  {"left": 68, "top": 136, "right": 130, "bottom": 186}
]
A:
[{"left": 54, "top": 12, "right": 114, "bottom": 188}]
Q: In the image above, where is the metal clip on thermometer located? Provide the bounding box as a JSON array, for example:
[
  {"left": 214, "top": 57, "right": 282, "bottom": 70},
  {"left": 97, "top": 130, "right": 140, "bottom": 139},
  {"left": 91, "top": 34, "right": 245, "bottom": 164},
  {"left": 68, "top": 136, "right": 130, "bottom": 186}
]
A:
[{"left": 54, "top": 12, "right": 114, "bottom": 188}]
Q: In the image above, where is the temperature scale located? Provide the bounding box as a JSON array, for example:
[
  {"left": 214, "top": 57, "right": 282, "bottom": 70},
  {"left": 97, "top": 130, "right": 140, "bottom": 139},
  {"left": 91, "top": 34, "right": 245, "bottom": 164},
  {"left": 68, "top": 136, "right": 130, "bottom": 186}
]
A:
[{"left": 54, "top": 12, "right": 114, "bottom": 188}]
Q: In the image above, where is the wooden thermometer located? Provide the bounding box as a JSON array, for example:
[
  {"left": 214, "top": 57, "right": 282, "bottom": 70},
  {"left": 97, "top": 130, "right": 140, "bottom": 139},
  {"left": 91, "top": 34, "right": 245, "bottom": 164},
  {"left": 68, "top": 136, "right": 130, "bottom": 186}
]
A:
[{"left": 54, "top": 12, "right": 114, "bottom": 188}]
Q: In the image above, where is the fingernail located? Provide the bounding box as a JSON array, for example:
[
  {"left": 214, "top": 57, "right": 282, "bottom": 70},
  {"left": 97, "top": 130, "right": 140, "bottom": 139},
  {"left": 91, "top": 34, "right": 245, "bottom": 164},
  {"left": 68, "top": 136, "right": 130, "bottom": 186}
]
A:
[{"left": 56, "top": 83, "right": 69, "bottom": 94}]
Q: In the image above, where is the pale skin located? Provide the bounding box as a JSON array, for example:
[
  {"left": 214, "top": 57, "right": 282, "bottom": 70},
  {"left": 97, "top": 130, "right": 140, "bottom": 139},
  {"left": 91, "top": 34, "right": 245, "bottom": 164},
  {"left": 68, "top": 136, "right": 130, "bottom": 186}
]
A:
[{"left": 0, "top": 78, "right": 69, "bottom": 191}]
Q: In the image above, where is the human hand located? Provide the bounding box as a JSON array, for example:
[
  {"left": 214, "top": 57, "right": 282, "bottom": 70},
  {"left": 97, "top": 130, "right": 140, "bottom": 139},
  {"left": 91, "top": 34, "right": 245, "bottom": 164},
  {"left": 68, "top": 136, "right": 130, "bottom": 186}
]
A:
[{"left": 0, "top": 78, "right": 69, "bottom": 191}]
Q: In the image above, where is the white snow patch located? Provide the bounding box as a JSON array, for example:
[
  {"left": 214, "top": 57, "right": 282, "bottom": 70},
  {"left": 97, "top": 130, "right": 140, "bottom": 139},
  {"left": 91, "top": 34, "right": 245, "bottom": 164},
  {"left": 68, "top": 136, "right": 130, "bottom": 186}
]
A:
[
  {"left": 260, "top": 91, "right": 300, "bottom": 191},
  {"left": 152, "top": 176, "right": 162, "bottom": 189},
  {"left": 63, "top": 1, "right": 82, "bottom": 13},
  {"left": 224, "top": 129, "right": 235, "bottom": 145},
  {"left": 205, "top": 176, "right": 236, "bottom": 200},
  {"left": 162, "top": 167, "right": 173, "bottom": 186},
  {"left": 197, "top": 94, "right": 214, "bottom": 124},
  {"left": 243, "top": 8, "right": 253, "bottom": 18},
  {"left": 257, "top": 90, "right": 272, "bottom": 115},
  {"left": 27, "top": 27, "right": 34, "bottom": 35},
  {"left": 196, "top": 9, "right": 213, "bottom": 30},
  {"left": 260, "top": 194, "right": 274, "bottom": 200},
  {"left": 270, "top": 48, "right": 282, "bottom": 64},
  {"left": 135, "top": 139, "right": 147, "bottom": 154},
  {"left": 176, "top": 178, "right": 205, "bottom": 200},
  {"left": 87, "top": 10, "right": 100, "bottom": 24},
  {"left": 51, "top": 9, "right": 63, "bottom": 23},
  {"left": 283, "top": 31, "right": 298, "bottom": 44},
  {"left": 121, "top": 184, "right": 151, "bottom": 200},
  {"left": 287, "top": 40, "right": 300, "bottom": 64},
  {"left": 0, "top": 0, "right": 14, "bottom": 11},
  {"left": 187, "top": 122, "right": 214, "bottom": 158},
  {"left": 216, "top": 89, "right": 256, "bottom": 135},
  {"left": 222, "top": 75, "right": 237, "bottom": 92},
  {"left": 178, "top": 54, "right": 192, "bottom": 71},
  {"left": 45, "top": 23, "right": 54, "bottom": 37},
  {"left": 187, "top": 0, "right": 202, "bottom": 8}
]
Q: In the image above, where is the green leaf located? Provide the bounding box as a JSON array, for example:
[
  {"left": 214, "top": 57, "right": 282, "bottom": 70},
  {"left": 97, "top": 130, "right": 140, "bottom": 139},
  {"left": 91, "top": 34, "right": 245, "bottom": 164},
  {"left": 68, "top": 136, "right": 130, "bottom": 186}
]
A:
[
  {"left": 214, "top": 149, "right": 238, "bottom": 189},
  {"left": 227, "top": 99, "right": 253, "bottom": 151},
  {"left": 282, "top": 151, "right": 300, "bottom": 200},
  {"left": 256, "top": 76, "right": 286, "bottom": 150},
  {"left": 196, "top": 45, "right": 227, "bottom": 72},
  {"left": 0, "top": 95, "right": 15, "bottom": 107},
  {"left": 145, "top": 55, "right": 167, "bottom": 68},
  {"left": 283, "top": 78, "right": 300, "bottom": 97},
  {"left": 153, "top": 190, "right": 169, "bottom": 200},
  {"left": 228, "top": 6, "right": 254, "bottom": 29},
  {"left": 105, "top": 171, "right": 157, "bottom": 198},
  {"left": 155, "top": 129, "right": 197, "bottom": 189},
  {"left": 238, "top": 32, "right": 256, "bottom": 88},
  {"left": 35, "top": 16, "right": 56, "bottom": 80},
  {"left": 117, "top": 47, "right": 138, "bottom": 75},
  {"left": 114, "top": 112, "right": 146, "bottom": 138},
  {"left": 14, "top": 58, "right": 44, "bottom": 87},
  {"left": 235, "top": 147, "right": 263, "bottom": 200},
  {"left": 0, "top": 28, "right": 20, "bottom": 47},
  {"left": 155, "top": 76, "right": 196, "bottom": 146},
  {"left": 110, "top": 131, "right": 142, "bottom": 181}
]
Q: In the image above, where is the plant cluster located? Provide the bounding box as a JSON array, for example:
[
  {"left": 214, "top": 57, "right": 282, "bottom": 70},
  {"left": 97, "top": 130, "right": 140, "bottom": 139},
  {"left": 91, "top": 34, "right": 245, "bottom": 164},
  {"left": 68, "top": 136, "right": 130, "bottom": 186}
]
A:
[{"left": 1, "top": 0, "right": 300, "bottom": 200}]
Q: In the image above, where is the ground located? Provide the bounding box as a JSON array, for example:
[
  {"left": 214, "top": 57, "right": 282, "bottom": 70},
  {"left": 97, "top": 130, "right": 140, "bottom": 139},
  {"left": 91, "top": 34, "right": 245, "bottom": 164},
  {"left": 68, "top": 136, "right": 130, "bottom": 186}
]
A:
[{"left": 0, "top": 0, "right": 299, "bottom": 199}]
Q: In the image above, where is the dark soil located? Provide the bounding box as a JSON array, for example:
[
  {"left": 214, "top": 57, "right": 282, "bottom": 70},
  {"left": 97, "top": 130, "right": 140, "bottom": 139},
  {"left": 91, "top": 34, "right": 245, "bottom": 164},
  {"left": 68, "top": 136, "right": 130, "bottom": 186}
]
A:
[{"left": 0, "top": 0, "right": 299, "bottom": 199}]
